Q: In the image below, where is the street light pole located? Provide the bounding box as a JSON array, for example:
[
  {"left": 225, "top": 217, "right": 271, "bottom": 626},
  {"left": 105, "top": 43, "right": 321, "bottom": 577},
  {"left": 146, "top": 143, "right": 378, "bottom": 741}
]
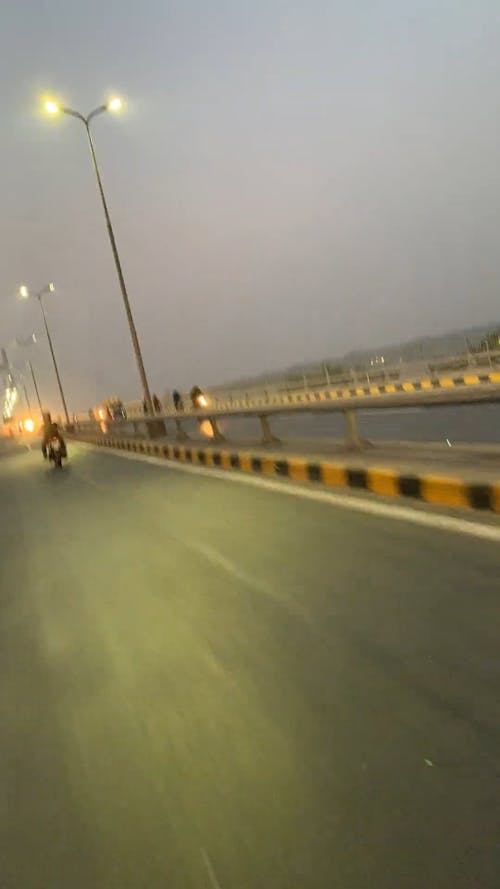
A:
[
  {"left": 14, "top": 335, "right": 45, "bottom": 418},
  {"left": 19, "top": 283, "right": 70, "bottom": 426},
  {"left": 23, "top": 384, "right": 31, "bottom": 413},
  {"left": 37, "top": 291, "right": 70, "bottom": 425},
  {"left": 28, "top": 360, "right": 44, "bottom": 417},
  {"left": 45, "top": 97, "right": 155, "bottom": 417},
  {"left": 84, "top": 119, "right": 154, "bottom": 415}
]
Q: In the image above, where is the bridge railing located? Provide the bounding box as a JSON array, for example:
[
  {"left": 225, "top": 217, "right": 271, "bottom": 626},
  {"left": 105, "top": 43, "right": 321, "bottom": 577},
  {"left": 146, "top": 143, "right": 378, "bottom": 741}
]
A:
[
  {"left": 199, "top": 348, "right": 500, "bottom": 403},
  {"left": 73, "top": 364, "right": 500, "bottom": 449}
]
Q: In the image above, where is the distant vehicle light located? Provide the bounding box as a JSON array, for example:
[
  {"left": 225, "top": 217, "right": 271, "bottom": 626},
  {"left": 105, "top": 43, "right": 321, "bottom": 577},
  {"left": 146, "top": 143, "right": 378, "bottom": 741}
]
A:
[
  {"left": 24, "top": 418, "right": 35, "bottom": 433},
  {"left": 198, "top": 394, "right": 208, "bottom": 408}
]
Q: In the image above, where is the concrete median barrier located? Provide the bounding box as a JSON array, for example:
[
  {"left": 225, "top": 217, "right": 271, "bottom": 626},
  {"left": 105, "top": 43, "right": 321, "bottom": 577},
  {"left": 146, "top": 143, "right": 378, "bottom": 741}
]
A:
[{"left": 70, "top": 433, "right": 500, "bottom": 515}]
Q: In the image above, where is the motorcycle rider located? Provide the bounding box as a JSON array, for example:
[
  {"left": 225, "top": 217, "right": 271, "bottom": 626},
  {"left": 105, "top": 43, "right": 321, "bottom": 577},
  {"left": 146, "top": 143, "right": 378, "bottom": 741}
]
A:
[{"left": 41, "top": 412, "right": 67, "bottom": 459}]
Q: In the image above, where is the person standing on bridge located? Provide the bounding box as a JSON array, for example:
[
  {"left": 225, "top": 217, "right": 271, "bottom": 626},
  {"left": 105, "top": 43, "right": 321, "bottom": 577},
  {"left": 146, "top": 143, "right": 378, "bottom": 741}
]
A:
[
  {"left": 152, "top": 393, "right": 162, "bottom": 414},
  {"left": 172, "top": 390, "right": 183, "bottom": 411},
  {"left": 190, "top": 385, "right": 202, "bottom": 408}
]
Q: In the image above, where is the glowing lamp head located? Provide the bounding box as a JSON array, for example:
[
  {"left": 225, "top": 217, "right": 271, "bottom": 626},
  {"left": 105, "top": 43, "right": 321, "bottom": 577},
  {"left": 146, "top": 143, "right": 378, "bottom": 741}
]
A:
[
  {"left": 107, "top": 96, "right": 122, "bottom": 112},
  {"left": 48, "top": 282, "right": 55, "bottom": 293},
  {"left": 24, "top": 418, "right": 35, "bottom": 433},
  {"left": 45, "top": 100, "right": 60, "bottom": 115},
  {"left": 19, "top": 285, "right": 29, "bottom": 299}
]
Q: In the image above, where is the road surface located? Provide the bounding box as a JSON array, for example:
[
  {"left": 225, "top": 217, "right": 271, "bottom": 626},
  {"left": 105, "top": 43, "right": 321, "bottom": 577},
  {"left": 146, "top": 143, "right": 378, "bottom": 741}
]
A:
[{"left": 1, "top": 443, "right": 499, "bottom": 888}]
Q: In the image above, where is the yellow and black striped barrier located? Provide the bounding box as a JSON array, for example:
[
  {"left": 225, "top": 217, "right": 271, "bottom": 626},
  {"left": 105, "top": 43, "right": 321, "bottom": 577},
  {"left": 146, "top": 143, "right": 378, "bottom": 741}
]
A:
[
  {"left": 75, "top": 435, "right": 500, "bottom": 514},
  {"left": 217, "top": 370, "right": 500, "bottom": 411},
  {"left": 92, "top": 368, "right": 500, "bottom": 424}
]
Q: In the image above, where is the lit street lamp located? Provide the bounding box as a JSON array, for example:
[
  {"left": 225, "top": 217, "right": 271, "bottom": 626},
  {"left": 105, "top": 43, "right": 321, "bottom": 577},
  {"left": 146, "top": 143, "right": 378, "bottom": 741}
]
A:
[
  {"left": 15, "top": 335, "right": 45, "bottom": 418},
  {"left": 44, "top": 95, "right": 156, "bottom": 418},
  {"left": 1, "top": 340, "right": 44, "bottom": 422},
  {"left": 0, "top": 352, "right": 18, "bottom": 422},
  {"left": 19, "top": 283, "right": 70, "bottom": 425}
]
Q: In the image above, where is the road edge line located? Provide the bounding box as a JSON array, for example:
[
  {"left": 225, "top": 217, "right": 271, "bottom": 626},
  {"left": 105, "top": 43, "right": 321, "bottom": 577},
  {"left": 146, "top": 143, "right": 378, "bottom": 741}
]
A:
[{"left": 71, "top": 437, "right": 500, "bottom": 542}]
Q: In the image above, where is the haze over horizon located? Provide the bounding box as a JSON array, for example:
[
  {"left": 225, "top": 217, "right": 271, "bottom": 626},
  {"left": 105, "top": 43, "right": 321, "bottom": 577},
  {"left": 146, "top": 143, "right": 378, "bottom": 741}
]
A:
[{"left": 2, "top": 1, "right": 500, "bottom": 414}]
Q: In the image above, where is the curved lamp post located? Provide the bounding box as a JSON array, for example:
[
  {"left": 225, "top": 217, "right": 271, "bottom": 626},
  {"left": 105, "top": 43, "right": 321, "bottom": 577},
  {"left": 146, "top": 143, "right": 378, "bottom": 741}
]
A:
[
  {"left": 15, "top": 334, "right": 44, "bottom": 418},
  {"left": 19, "top": 282, "right": 70, "bottom": 425},
  {"left": 44, "top": 96, "right": 155, "bottom": 417}
]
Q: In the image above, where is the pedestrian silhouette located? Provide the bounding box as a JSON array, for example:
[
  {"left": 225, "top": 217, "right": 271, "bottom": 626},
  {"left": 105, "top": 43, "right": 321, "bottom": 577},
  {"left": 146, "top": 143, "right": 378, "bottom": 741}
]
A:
[{"left": 190, "top": 385, "right": 202, "bottom": 408}]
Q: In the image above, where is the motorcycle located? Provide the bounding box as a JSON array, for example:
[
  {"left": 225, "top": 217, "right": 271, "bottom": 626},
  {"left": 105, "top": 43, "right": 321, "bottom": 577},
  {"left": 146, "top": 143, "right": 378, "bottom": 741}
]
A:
[{"left": 47, "top": 436, "right": 64, "bottom": 469}]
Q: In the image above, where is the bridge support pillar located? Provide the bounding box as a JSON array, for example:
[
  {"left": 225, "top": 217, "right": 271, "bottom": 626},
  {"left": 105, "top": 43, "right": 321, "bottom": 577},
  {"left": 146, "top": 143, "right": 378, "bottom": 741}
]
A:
[
  {"left": 260, "top": 414, "right": 280, "bottom": 445},
  {"left": 344, "top": 409, "right": 362, "bottom": 450},
  {"left": 175, "top": 418, "right": 189, "bottom": 441},
  {"left": 146, "top": 418, "right": 167, "bottom": 439},
  {"left": 208, "top": 417, "right": 226, "bottom": 442}
]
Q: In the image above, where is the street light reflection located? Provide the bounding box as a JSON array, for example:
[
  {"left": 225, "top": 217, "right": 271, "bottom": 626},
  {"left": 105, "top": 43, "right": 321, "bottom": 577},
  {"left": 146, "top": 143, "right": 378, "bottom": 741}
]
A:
[{"left": 199, "top": 420, "right": 214, "bottom": 438}]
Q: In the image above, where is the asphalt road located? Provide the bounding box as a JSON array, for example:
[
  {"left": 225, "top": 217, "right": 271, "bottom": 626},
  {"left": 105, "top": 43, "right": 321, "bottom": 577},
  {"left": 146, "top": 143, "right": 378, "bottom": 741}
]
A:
[{"left": 1, "top": 443, "right": 499, "bottom": 888}]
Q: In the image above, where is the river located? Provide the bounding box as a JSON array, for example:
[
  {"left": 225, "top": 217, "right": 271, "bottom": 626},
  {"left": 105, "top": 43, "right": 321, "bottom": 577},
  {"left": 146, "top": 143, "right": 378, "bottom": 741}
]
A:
[{"left": 209, "top": 403, "right": 500, "bottom": 445}]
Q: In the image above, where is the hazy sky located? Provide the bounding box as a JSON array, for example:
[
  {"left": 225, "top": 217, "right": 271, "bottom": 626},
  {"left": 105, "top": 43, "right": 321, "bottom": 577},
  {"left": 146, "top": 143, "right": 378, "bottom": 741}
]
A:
[{"left": 1, "top": 0, "right": 500, "bottom": 412}]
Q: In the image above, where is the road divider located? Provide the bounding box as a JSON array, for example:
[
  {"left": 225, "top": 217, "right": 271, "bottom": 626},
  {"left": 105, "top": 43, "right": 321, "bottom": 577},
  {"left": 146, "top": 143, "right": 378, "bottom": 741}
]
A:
[{"left": 72, "top": 434, "right": 500, "bottom": 514}]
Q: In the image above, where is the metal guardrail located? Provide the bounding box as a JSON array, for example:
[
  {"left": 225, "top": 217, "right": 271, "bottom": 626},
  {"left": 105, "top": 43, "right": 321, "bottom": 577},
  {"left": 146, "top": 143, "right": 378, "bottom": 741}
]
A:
[
  {"left": 74, "top": 368, "right": 500, "bottom": 449},
  {"left": 201, "top": 369, "right": 500, "bottom": 413},
  {"left": 199, "top": 348, "right": 500, "bottom": 402}
]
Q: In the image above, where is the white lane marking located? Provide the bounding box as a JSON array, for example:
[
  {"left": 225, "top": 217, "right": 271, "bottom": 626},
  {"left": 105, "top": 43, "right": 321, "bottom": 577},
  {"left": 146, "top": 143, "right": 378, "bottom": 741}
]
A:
[
  {"left": 70, "top": 468, "right": 103, "bottom": 488},
  {"left": 78, "top": 444, "right": 500, "bottom": 543},
  {"left": 201, "top": 848, "right": 224, "bottom": 889},
  {"left": 179, "top": 537, "right": 307, "bottom": 620},
  {"left": 191, "top": 539, "right": 270, "bottom": 592}
]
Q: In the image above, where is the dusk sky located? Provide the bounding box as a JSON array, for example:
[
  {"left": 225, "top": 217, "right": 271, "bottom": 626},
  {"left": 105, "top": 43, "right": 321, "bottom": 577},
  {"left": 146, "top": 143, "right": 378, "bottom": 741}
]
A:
[{"left": 1, "top": 1, "right": 499, "bottom": 413}]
